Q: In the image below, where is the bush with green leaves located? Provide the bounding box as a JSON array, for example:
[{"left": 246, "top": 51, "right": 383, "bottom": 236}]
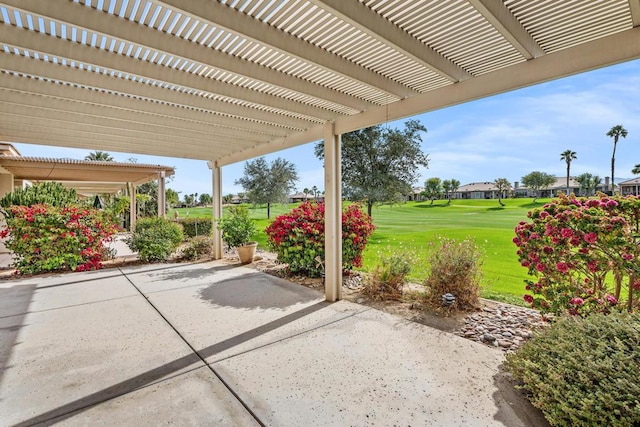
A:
[
  {"left": 505, "top": 313, "right": 640, "bottom": 426},
  {"left": 265, "top": 202, "right": 375, "bottom": 277},
  {"left": 0, "top": 182, "right": 78, "bottom": 216},
  {"left": 363, "top": 252, "right": 413, "bottom": 301},
  {"left": 180, "top": 217, "right": 213, "bottom": 238},
  {"left": 216, "top": 206, "right": 257, "bottom": 248},
  {"left": 423, "top": 237, "right": 482, "bottom": 311},
  {"left": 126, "top": 217, "right": 183, "bottom": 262},
  {"left": 180, "top": 236, "right": 214, "bottom": 261}
]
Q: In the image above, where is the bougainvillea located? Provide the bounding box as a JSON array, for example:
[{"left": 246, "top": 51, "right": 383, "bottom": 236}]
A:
[
  {"left": 265, "top": 202, "right": 375, "bottom": 276},
  {"left": 1, "top": 204, "right": 120, "bottom": 274},
  {"left": 514, "top": 193, "right": 640, "bottom": 317}
]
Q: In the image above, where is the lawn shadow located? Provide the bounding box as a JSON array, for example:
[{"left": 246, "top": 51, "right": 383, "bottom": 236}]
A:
[{"left": 413, "top": 202, "right": 450, "bottom": 209}]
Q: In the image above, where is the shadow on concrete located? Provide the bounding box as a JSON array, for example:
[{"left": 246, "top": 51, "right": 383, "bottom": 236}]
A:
[
  {"left": 13, "top": 301, "right": 329, "bottom": 426},
  {"left": 0, "top": 283, "right": 35, "bottom": 386},
  {"left": 198, "top": 272, "right": 321, "bottom": 310},
  {"left": 146, "top": 262, "right": 239, "bottom": 282},
  {"left": 492, "top": 367, "right": 550, "bottom": 427}
]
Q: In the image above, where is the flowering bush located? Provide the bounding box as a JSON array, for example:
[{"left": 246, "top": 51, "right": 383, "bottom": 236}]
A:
[
  {"left": 514, "top": 194, "right": 640, "bottom": 317},
  {"left": 265, "top": 202, "right": 375, "bottom": 276},
  {"left": 1, "top": 204, "right": 119, "bottom": 274}
]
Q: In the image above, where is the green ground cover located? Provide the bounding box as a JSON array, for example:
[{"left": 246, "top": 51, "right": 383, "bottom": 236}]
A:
[{"left": 173, "top": 199, "right": 547, "bottom": 303}]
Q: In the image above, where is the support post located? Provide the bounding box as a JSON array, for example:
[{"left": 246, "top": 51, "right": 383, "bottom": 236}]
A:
[
  {"left": 208, "top": 161, "right": 223, "bottom": 259},
  {"left": 157, "top": 171, "right": 166, "bottom": 218},
  {"left": 128, "top": 182, "right": 136, "bottom": 231},
  {"left": 324, "top": 122, "right": 342, "bottom": 302}
]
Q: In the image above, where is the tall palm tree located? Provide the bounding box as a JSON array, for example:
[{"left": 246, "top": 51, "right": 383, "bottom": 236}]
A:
[
  {"left": 632, "top": 164, "right": 640, "bottom": 175},
  {"left": 606, "top": 125, "right": 628, "bottom": 194},
  {"left": 560, "top": 150, "right": 577, "bottom": 195},
  {"left": 85, "top": 150, "right": 114, "bottom": 161}
]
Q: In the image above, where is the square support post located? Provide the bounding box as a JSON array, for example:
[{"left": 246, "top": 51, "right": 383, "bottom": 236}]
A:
[
  {"left": 157, "top": 171, "right": 166, "bottom": 218},
  {"left": 208, "top": 161, "right": 223, "bottom": 260},
  {"left": 128, "top": 182, "right": 136, "bottom": 231},
  {"left": 324, "top": 122, "right": 342, "bottom": 302}
]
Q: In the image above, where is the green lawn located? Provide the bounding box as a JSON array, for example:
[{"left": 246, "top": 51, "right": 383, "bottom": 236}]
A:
[{"left": 172, "top": 199, "right": 548, "bottom": 303}]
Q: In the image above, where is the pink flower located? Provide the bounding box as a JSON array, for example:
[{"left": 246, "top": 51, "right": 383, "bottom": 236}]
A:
[
  {"left": 607, "top": 200, "right": 619, "bottom": 207},
  {"left": 605, "top": 294, "right": 618, "bottom": 305},
  {"left": 556, "top": 262, "right": 569, "bottom": 273},
  {"left": 523, "top": 294, "right": 534, "bottom": 304},
  {"left": 520, "top": 260, "right": 531, "bottom": 267},
  {"left": 622, "top": 253, "right": 633, "bottom": 261},
  {"left": 539, "top": 211, "right": 550, "bottom": 219},
  {"left": 561, "top": 228, "right": 573, "bottom": 238},
  {"left": 584, "top": 232, "right": 597, "bottom": 244},
  {"left": 570, "top": 297, "right": 584, "bottom": 305},
  {"left": 535, "top": 263, "right": 546, "bottom": 272},
  {"left": 587, "top": 260, "right": 599, "bottom": 272}
]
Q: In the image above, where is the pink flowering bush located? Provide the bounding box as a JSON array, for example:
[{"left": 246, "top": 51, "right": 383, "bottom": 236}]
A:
[
  {"left": 265, "top": 202, "right": 375, "bottom": 276},
  {"left": 514, "top": 194, "right": 640, "bottom": 317},
  {"left": 1, "top": 204, "right": 120, "bottom": 274}
]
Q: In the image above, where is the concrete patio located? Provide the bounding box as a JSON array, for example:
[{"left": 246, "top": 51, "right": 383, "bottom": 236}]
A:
[{"left": 1, "top": 261, "right": 543, "bottom": 426}]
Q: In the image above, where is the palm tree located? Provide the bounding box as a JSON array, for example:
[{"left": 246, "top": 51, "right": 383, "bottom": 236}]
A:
[
  {"left": 85, "top": 150, "right": 114, "bottom": 161},
  {"left": 606, "top": 125, "right": 628, "bottom": 194},
  {"left": 560, "top": 150, "right": 577, "bottom": 195},
  {"left": 632, "top": 164, "right": 640, "bottom": 175}
]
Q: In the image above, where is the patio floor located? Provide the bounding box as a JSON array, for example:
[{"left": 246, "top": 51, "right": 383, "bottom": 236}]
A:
[{"left": 0, "top": 260, "right": 544, "bottom": 426}]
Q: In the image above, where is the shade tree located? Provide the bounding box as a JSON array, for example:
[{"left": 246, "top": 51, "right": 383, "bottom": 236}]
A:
[
  {"left": 493, "top": 178, "right": 511, "bottom": 206},
  {"left": 521, "top": 171, "right": 556, "bottom": 203}
]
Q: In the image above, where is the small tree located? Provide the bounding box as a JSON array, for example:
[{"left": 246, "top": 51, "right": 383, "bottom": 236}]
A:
[
  {"left": 235, "top": 157, "right": 299, "bottom": 219},
  {"left": 314, "top": 120, "right": 429, "bottom": 217},
  {"left": 422, "top": 177, "right": 442, "bottom": 205},
  {"left": 560, "top": 149, "right": 577, "bottom": 195},
  {"left": 493, "top": 178, "right": 511, "bottom": 206},
  {"left": 222, "top": 194, "right": 234, "bottom": 204},
  {"left": 606, "top": 124, "right": 628, "bottom": 194},
  {"left": 166, "top": 188, "right": 180, "bottom": 207},
  {"left": 576, "top": 173, "right": 601, "bottom": 196},
  {"left": 199, "top": 193, "right": 212, "bottom": 206},
  {"left": 632, "top": 164, "right": 640, "bottom": 175},
  {"left": 441, "top": 179, "right": 460, "bottom": 204},
  {"left": 521, "top": 171, "right": 556, "bottom": 202}
]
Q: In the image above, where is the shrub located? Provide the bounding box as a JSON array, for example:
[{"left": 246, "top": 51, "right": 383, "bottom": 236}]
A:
[
  {"left": 514, "top": 194, "right": 640, "bottom": 317},
  {"left": 423, "top": 237, "right": 482, "bottom": 311},
  {"left": 126, "top": 217, "right": 183, "bottom": 262},
  {"left": 180, "top": 218, "right": 213, "bottom": 238},
  {"left": 216, "top": 206, "right": 257, "bottom": 248},
  {"left": 505, "top": 313, "right": 640, "bottom": 426},
  {"left": 180, "top": 236, "right": 214, "bottom": 261},
  {"left": 0, "top": 182, "right": 79, "bottom": 216},
  {"left": 265, "top": 202, "right": 375, "bottom": 277},
  {"left": 362, "top": 252, "right": 413, "bottom": 301},
  {"left": 0, "top": 204, "right": 119, "bottom": 274}
]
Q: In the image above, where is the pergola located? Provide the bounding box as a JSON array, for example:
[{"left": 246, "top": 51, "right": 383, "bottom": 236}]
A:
[
  {"left": 0, "top": 152, "right": 175, "bottom": 228},
  {"left": 0, "top": 0, "right": 639, "bottom": 301}
]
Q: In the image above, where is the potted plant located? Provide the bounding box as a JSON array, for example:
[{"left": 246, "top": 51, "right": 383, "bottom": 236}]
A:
[{"left": 216, "top": 206, "right": 258, "bottom": 263}]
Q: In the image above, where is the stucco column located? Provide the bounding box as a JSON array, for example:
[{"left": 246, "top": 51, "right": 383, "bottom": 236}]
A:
[
  {"left": 324, "top": 121, "right": 342, "bottom": 302},
  {"left": 128, "top": 182, "right": 136, "bottom": 231},
  {"left": 157, "top": 171, "right": 166, "bottom": 218},
  {"left": 208, "top": 161, "right": 223, "bottom": 260}
]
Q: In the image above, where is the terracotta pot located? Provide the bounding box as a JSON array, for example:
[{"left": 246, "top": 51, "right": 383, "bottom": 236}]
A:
[{"left": 236, "top": 242, "right": 258, "bottom": 264}]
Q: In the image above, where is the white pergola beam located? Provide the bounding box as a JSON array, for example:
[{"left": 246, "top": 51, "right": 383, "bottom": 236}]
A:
[
  {"left": 0, "top": 53, "right": 317, "bottom": 130},
  {"left": 5, "top": 0, "right": 372, "bottom": 113},
  {"left": 0, "top": 25, "right": 337, "bottom": 121},
  {"left": 0, "top": 77, "right": 294, "bottom": 138},
  {"left": 629, "top": 0, "right": 640, "bottom": 27},
  {"left": 335, "top": 27, "right": 640, "bottom": 135},
  {"left": 0, "top": 93, "right": 267, "bottom": 145},
  {"left": 310, "top": 0, "right": 471, "bottom": 81},
  {"left": 468, "top": 0, "right": 545, "bottom": 59},
  {"left": 0, "top": 126, "right": 223, "bottom": 160},
  {"left": 158, "top": 0, "right": 414, "bottom": 99}
]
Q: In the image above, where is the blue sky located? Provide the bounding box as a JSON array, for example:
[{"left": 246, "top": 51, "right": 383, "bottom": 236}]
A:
[{"left": 13, "top": 58, "right": 640, "bottom": 199}]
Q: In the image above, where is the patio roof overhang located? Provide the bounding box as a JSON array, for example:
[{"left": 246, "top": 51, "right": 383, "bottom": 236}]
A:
[
  {"left": 0, "top": 155, "right": 175, "bottom": 194},
  {"left": 0, "top": 0, "right": 638, "bottom": 166}
]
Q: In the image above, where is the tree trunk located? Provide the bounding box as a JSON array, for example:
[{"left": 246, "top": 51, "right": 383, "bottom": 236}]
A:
[
  {"left": 367, "top": 200, "right": 373, "bottom": 217},
  {"left": 611, "top": 138, "right": 617, "bottom": 194},
  {"left": 267, "top": 202, "right": 271, "bottom": 219},
  {"left": 430, "top": 198, "right": 434, "bottom": 206},
  {"left": 566, "top": 163, "right": 570, "bottom": 195},
  {"left": 628, "top": 274, "right": 635, "bottom": 312},
  {"left": 498, "top": 196, "right": 505, "bottom": 207}
]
